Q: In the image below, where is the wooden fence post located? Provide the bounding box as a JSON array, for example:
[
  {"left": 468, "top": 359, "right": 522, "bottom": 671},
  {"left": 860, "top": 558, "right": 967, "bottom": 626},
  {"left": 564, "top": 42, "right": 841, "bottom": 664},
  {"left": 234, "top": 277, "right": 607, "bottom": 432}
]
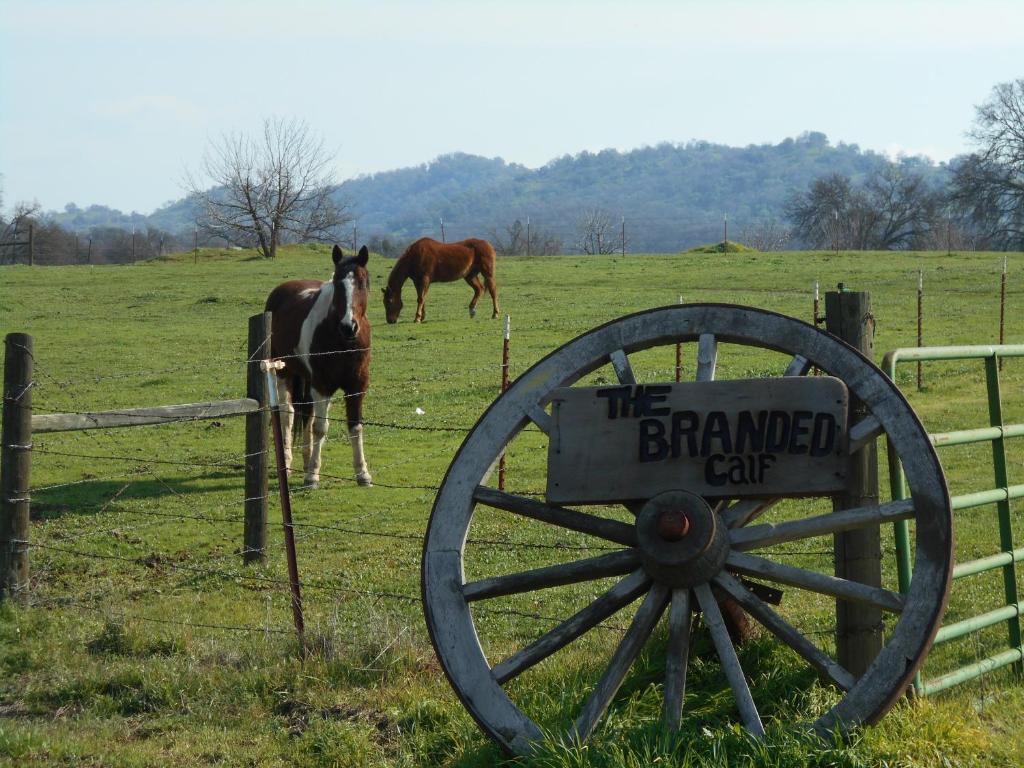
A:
[
  {"left": 243, "top": 313, "right": 271, "bottom": 563},
  {"left": 497, "top": 315, "right": 511, "bottom": 490},
  {"left": 1, "top": 334, "right": 33, "bottom": 600},
  {"left": 825, "top": 287, "right": 882, "bottom": 676}
]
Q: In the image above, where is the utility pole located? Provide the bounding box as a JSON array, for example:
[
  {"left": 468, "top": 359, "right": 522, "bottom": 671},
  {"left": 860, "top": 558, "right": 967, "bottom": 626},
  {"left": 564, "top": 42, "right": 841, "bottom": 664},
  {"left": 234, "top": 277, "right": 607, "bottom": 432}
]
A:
[
  {"left": 723, "top": 213, "right": 727, "bottom": 251},
  {"left": 440, "top": 217, "right": 446, "bottom": 243},
  {"left": 131, "top": 226, "right": 136, "bottom": 261},
  {"left": 621, "top": 216, "right": 626, "bottom": 257},
  {"left": 193, "top": 225, "right": 198, "bottom": 264},
  {"left": 834, "top": 210, "right": 839, "bottom": 257},
  {"left": 526, "top": 216, "right": 530, "bottom": 257}
]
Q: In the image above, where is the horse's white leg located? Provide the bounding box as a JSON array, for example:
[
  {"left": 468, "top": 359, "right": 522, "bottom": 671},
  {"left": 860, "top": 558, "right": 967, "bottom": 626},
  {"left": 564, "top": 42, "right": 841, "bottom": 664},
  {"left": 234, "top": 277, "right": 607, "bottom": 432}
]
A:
[
  {"left": 345, "top": 392, "right": 372, "bottom": 486},
  {"left": 301, "top": 408, "right": 314, "bottom": 479},
  {"left": 275, "top": 376, "right": 295, "bottom": 473},
  {"left": 349, "top": 424, "right": 372, "bottom": 486},
  {"left": 305, "top": 388, "right": 330, "bottom": 489}
]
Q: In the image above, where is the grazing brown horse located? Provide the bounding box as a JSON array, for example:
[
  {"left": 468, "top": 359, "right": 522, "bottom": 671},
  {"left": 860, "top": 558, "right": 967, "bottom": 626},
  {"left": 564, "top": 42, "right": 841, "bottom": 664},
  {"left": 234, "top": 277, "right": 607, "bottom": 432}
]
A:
[
  {"left": 265, "top": 245, "right": 372, "bottom": 488},
  {"left": 382, "top": 237, "right": 499, "bottom": 323}
]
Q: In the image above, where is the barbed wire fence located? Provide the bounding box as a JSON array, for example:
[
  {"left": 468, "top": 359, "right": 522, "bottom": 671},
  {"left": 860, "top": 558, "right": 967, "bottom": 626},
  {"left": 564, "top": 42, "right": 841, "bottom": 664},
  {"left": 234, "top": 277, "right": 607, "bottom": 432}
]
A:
[
  {"left": 0, "top": 316, "right": 659, "bottom": 666},
  {"left": 8, "top": 256, "right": 1018, "bottom": 662},
  {"left": 0, "top": 310, "right": 861, "bottom": 662}
]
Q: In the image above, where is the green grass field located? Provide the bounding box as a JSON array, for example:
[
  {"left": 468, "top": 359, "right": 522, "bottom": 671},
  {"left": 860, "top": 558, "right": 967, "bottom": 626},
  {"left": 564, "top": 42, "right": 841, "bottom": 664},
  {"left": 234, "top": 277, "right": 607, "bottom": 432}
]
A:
[{"left": 0, "top": 245, "right": 1022, "bottom": 767}]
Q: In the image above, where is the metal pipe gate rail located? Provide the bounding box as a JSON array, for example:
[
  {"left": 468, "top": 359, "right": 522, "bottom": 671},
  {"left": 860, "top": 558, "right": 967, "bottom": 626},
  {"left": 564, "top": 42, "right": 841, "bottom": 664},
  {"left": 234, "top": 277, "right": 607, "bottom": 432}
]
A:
[{"left": 884, "top": 343, "right": 1024, "bottom": 695}]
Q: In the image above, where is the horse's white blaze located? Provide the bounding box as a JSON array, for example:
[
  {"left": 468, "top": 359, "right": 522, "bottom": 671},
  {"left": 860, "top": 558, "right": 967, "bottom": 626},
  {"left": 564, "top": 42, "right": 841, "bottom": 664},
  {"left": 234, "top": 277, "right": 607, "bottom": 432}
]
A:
[
  {"left": 297, "top": 281, "right": 334, "bottom": 374},
  {"left": 340, "top": 272, "right": 356, "bottom": 330}
]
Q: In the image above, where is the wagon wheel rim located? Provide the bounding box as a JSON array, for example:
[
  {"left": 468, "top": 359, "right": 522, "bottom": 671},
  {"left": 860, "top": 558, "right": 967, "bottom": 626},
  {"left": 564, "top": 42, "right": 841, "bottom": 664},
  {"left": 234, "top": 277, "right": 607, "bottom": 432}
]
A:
[{"left": 421, "top": 303, "right": 952, "bottom": 755}]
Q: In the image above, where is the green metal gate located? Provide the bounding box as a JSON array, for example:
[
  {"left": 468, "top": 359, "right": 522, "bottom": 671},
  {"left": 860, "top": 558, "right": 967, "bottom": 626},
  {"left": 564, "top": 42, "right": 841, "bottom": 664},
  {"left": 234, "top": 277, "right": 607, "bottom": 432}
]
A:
[{"left": 884, "top": 344, "right": 1024, "bottom": 695}]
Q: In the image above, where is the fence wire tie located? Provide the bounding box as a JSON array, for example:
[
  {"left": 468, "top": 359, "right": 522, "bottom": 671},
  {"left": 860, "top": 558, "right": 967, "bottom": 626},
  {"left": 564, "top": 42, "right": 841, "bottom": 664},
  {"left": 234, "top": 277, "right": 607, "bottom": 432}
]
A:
[
  {"left": 2, "top": 443, "right": 33, "bottom": 451},
  {"left": 4, "top": 496, "right": 31, "bottom": 505},
  {"left": 4, "top": 379, "right": 37, "bottom": 402}
]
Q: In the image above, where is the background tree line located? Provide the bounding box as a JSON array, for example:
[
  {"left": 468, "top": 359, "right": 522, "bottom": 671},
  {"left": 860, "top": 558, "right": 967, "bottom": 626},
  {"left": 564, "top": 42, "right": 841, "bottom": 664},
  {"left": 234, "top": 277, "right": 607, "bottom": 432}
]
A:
[
  {"left": 0, "top": 197, "right": 185, "bottom": 265},
  {"left": 4, "top": 79, "right": 1023, "bottom": 263}
]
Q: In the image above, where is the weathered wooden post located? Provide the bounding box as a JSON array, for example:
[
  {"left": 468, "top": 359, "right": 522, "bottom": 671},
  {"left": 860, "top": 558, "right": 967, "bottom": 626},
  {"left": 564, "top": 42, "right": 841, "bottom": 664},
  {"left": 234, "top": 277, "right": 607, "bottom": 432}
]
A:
[
  {"left": 262, "top": 359, "right": 305, "bottom": 651},
  {"left": 675, "top": 295, "right": 684, "bottom": 382},
  {"left": 1000, "top": 256, "right": 1007, "bottom": 371},
  {"left": 1, "top": 334, "right": 33, "bottom": 600},
  {"left": 497, "top": 314, "right": 511, "bottom": 491},
  {"left": 916, "top": 270, "right": 923, "bottom": 390},
  {"left": 825, "top": 285, "right": 882, "bottom": 676},
  {"left": 243, "top": 313, "right": 271, "bottom": 563}
]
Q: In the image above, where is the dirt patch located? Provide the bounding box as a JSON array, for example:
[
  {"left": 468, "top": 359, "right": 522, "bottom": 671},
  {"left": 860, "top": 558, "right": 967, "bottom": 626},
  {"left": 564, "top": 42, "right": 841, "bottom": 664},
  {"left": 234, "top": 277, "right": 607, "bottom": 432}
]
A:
[{"left": 276, "top": 698, "right": 398, "bottom": 748}]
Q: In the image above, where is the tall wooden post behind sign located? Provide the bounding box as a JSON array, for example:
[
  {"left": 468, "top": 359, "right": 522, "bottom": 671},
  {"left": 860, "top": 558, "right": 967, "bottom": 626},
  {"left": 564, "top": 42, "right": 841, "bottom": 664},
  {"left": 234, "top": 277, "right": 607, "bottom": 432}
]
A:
[
  {"left": 1, "top": 334, "right": 33, "bottom": 600},
  {"left": 825, "top": 287, "right": 882, "bottom": 676}
]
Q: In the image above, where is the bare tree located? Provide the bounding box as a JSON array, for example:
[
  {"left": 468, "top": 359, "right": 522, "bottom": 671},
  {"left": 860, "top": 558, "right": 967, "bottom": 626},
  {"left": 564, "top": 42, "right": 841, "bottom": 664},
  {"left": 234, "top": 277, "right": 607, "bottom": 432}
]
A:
[
  {"left": 490, "top": 219, "right": 563, "bottom": 256},
  {"left": 786, "top": 167, "right": 941, "bottom": 250},
  {"left": 574, "top": 208, "right": 618, "bottom": 255},
  {"left": 186, "top": 118, "right": 352, "bottom": 259},
  {"left": 861, "top": 164, "right": 942, "bottom": 249},
  {"left": 785, "top": 173, "right": 856, "bottom": 249},
  {"left": 0, "top": 200, "right": 41, "bottom": 264},
  {"left": 951, "top": 79, "right": 1024, "bottom": 250},
  {"left": 740, "top": 219, "right": 793, "bottom": 251}
]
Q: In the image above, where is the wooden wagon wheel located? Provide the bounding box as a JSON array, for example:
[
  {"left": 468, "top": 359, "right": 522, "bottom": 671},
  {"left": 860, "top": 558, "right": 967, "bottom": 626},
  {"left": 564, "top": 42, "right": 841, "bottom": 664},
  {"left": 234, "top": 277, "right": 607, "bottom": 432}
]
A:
[{"left": 422, "top": 304, "right": 952, "bottom": 755}]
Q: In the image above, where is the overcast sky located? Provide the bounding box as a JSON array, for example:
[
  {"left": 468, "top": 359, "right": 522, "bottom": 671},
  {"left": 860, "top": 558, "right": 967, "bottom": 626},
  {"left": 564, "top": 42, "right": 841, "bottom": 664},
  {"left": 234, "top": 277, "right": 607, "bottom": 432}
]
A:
[{"left": 1, "top": 0, "right": 1022, "bottom": 214}]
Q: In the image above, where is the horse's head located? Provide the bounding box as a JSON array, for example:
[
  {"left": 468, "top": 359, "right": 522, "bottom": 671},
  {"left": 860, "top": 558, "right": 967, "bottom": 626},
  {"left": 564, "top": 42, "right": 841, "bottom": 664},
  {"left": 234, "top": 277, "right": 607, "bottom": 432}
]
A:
[
  {"left": 382, "top": 284, "right": 402, "bottom": 324},
  {"left": 331, "top": 244, "right": 369, "bottom": 341}
]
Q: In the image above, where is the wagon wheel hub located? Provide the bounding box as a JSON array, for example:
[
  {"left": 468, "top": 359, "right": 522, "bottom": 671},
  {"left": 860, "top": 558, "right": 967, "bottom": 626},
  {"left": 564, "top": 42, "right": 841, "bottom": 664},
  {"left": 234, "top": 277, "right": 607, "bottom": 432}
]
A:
[
  {"left": 636, "top": 490, "right": 728, "bottom": 588},
  {"left": 656, "top": 509, "right": 690, "bottom": 541}
]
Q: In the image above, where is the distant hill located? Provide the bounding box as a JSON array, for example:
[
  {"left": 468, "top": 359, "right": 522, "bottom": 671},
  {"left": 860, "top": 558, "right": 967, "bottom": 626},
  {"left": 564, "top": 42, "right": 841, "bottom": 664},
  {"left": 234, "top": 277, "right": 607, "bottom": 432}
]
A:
[{"left": 47, "top": 132, "right": 950, "bottom": 252}]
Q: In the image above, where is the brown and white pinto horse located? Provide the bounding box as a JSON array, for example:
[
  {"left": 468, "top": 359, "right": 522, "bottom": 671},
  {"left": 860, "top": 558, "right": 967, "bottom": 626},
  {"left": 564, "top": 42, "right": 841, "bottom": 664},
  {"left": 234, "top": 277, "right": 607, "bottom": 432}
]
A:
[
  {"left": 265, "top": 245, "right": 372, "bottom": 488},
  {"left": 382, "top": 237, "right": 498, "bottom": 323}
]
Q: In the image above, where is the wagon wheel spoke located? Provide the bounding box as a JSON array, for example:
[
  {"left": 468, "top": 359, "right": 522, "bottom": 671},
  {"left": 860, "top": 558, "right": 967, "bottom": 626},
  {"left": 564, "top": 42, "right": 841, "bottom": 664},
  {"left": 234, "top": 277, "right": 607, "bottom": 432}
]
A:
[
  {"left": 725, "top": 551, "right": 904, "bottom": 613},
  {"left": 783, "top": 354, "right": 812, "bottom": 377},
  {"left": 474, "top": 486, "right": 638, "bottom": 546},
  {"left": 463, "top": 549, "right": 641, "bottom": 602},
  {"left": 695, "top": 334, "right": 717, "bottom": 381},
  {"left": 527, "top": 404, "right": 552, "bottom": 435},
  {"left": 609, "top": 349, "right": 636, "bottom": 384},
  {"left": 662, "top": 587, "right": 692, "bottom": 732},
  {"left": 610, "top": 347, "right": 645, "bottom": 518},
  {"left": 848, "top": 414, "right": 884, "bottom": 454},
  {"left": 714, "top": 572, "right": 856, "bottom": 691},
  {"left": 730, "top": 498, "right": 915, "bottom": 551},
  {"left": 694, "top": 582, "right": 765, "bottom": 736},
  {"left": 491, "top": 569, "right": 652, "bottom": 684},
  {"left": 573, "top": 583, "right": 670, "bottom": 743},
  {"left": 720, "top": 498, "right": 779, "bottom": 529}
]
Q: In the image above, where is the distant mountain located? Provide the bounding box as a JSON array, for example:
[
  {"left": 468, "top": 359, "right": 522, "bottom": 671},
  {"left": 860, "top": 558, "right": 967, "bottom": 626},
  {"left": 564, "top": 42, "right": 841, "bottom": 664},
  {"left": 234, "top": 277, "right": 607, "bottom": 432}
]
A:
[{"left": 46, "top": 133, "right": 951, "bottom": 252}]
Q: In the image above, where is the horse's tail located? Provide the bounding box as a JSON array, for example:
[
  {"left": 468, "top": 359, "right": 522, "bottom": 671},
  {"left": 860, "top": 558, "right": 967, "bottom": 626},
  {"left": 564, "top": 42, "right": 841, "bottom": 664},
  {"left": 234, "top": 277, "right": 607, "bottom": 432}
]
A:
[{"left": 293, "top": 375, "right": 312, "bottom": 439}]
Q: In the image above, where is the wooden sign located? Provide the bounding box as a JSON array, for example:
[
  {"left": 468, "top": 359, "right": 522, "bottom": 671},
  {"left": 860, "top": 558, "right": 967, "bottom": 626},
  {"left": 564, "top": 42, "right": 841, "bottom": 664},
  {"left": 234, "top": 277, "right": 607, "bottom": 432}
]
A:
[{"left": 546, "top": 377, "right": 849, "bottom": 504}]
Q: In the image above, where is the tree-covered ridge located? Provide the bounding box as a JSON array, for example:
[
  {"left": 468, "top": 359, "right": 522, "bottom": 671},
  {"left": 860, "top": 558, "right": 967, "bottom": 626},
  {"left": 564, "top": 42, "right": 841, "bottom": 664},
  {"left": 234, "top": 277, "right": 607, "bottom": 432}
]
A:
[
  {"left": 39, "top": 132, "right": 948, "bottom": 254},
  {"left": 342, "top": 134, "right": 940, "bottom": 251}
]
